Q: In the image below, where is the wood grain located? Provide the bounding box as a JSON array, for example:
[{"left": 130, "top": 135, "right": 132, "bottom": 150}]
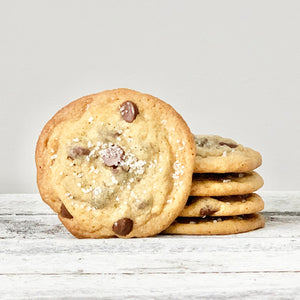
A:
[{"left": 0, "top": 193, "right": 299, "bottom": 299}]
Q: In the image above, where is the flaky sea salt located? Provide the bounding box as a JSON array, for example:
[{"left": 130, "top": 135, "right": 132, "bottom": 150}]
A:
[
  {"left": 223, "top": 179, "right": 231, "bottom": 183},
  {"left": 111, "top": 176, "right": 118, "bottom": 184},
  {"left": 93, "top": 187, "right": 102, "bottom": 195},
  {"left": 82, "top": 187, "right": 92, "bottom": 194},
  {"left": 172, "top": 160, "right": 185, "bottom": 179}
]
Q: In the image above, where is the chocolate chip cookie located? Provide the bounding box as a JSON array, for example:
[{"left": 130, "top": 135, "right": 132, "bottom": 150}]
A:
[
  {"left": 190, "top": 171, "right": 264, "bottom": 196},
  {"left": 163, "top": 213, "right": 265, "bottom": 235},
  {"left": 179, "top": 193, "right": 264, "bottom": 217},
  {"left": 36, "top": 88, "right": 195, "bottom": 238},
  {"left": 194, "top": 135, "right": 262, "bottom": 173}
]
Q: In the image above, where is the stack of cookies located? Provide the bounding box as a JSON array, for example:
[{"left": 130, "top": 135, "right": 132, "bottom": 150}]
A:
[
  {"left": 36, "top": 88, "right": 265, "bottom": 238},
  {"left": 164, "top": 135, "right": 265, "bottom": 235}
]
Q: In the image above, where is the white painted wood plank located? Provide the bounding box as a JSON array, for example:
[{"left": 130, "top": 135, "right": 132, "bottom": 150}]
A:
[
  {"left": 0, "top": 192, "right": 299, "bottom": 215},
  {"left": 1, "top": 242, "right": 299, "bottom": 274},
  {"left": 2, "top": 236, "right": 299, "bottom": 255},
  {"left": 261, "top": 191, "right": 300, "bottom": 212},
  {"left": 1, "top": 213, "right": 299, "bottom": 239},
  {"left": 0, "top": 194, "right": 54, "bottom": 215},
  {"left": 1, "top": 273, "right": 299, "bottom": 299}
]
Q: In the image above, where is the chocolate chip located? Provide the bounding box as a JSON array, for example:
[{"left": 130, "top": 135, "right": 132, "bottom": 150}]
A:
[
  {"left": 112, "top": 218, "right": 133, "bottom": 236},
  {"left": 60, "top": 203, "right": 73, "bottom": 219},
  {"left": 198, "top": 138, "right": 208, "bottom": 147},
  {"left": 199, "top": 206, "right": 218, "bottom": 217},
  {"left": 219, "top": 142, "right": 238, "bottom": 148},
  {"left": 120, "top": 101, "right": 139, "bottom": 123},
  {"left": 102, "top": 145, "right": 125, "bottom": 167},
  {"left": 68, "top": 147, "right": 90, "bottom": 159},
  {"left": 138, "top": 202, "right": 147, "bottom": 209}
]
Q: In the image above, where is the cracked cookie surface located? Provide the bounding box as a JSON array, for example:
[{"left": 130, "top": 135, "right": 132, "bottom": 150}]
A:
[
  {"left": 36, "top": 88, "right": 195, "bottom": 238},
  {"left": 194, "top": 135, "right": 262, "bottom": 173}
]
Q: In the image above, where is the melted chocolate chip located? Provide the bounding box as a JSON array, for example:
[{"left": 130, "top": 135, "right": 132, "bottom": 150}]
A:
[
  {"left": 112, "top": 218, "right": 133, "bottom": 236},
  {"left": 68, "top": 147, "right": 90, "bottom": 159},
  {"left": 199, "top": 206, "right": 218, "bottom": 217},
  {"left": 219, "top": 142, "right": 238, "bottom": 148},
  {"left": 102, "top": 145, "right": 125, "bottom": 167},
  {"left": 197, "top": 138, "right": 208, "bottom": 147},
  {"left": 120, "top": 101, "right": 139, "bottom": 123},
  {"left": 138, "top": 202, "right": 147, "bottom": 210},
  {"left": 60, "top": 203, "right": 73, "bottom": 219}
]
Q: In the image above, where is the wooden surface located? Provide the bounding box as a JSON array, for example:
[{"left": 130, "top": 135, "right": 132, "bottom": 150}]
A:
[{"left": 0, "top": 192, "right": 300, "bottom": 299}]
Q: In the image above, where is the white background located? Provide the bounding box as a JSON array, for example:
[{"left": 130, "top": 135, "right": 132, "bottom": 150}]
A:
[{"left": 0, "top": 0, "right": 299, "bottom": 193}]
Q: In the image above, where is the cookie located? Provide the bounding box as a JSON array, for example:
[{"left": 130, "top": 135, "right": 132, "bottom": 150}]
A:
[
  {"left": 190, "top": 171, "right": 264, "bottom": 196},
  {"left": 179, "top": 193, "right": 264, "bottom": 217},
  {"left": 35, "top": 88, "right": 195, "bottom": 238},
  {"left": 194, "top": 135, "right": 262, "bottom": 173},
  {"left": 162, "top": 213, "right": 265, "bottom": 235}
]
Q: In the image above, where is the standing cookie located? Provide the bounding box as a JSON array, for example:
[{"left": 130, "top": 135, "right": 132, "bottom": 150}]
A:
[{"left": 35, "top": 89, "right": 195, "bottom": 238}]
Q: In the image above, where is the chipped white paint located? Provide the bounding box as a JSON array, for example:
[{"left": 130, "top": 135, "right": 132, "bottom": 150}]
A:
[{"left": 0, "top": 192, "right": 299, "bottom": 299}]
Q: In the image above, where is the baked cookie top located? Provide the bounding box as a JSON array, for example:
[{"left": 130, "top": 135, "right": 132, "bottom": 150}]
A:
[
  {"left": 194, "top": 135, "right": 262, "bottom": 173},
  {"left": 36, "top": 88, "right": 195, "bottom": 238}
]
